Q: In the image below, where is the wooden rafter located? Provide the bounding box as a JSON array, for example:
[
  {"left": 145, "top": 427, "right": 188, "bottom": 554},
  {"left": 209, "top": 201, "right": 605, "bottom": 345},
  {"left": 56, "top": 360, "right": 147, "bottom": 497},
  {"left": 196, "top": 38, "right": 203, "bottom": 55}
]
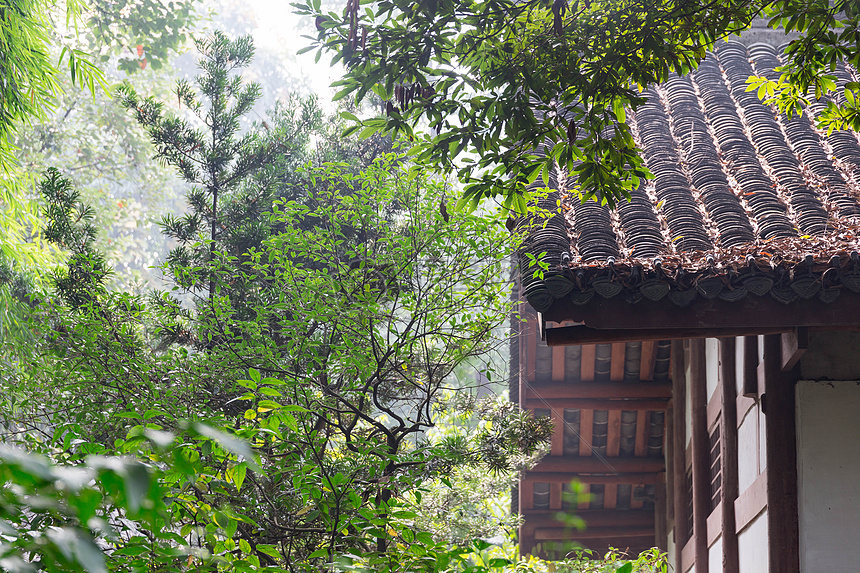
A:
[
  {"left": 524, "top": 382, "right": 672, "bottom": 400},
  {"left": 530, "top": 456, "right": 664, "bottom": 474}
]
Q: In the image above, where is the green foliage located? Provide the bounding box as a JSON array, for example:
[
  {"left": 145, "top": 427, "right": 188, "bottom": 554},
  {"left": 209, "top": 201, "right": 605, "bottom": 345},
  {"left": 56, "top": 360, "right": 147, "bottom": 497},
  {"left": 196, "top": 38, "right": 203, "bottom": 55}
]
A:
[
  {"left": 297, "top": 0, "right": 860, "bottom": 209},
  {"left": 81, "top": 0, "right": 198, "bottom": 74},
  {"left": 745, "top": 0, "right": 860, "bottom": 133},
  {"left": 0, "top": 31, "right": 668, "bottom": 573},
  {"left": 0, "top": 0, "right": 64, "bottom": 166},
  {"left": 295, "top": 0, "right": 773, "bottom": 208}
]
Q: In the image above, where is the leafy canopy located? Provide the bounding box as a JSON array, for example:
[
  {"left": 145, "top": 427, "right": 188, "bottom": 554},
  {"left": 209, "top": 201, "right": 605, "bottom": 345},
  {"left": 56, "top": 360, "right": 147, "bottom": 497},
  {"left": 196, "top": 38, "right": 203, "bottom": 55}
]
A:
[{"left": 296, "top": 0, "right": 860, "bottom": 210}]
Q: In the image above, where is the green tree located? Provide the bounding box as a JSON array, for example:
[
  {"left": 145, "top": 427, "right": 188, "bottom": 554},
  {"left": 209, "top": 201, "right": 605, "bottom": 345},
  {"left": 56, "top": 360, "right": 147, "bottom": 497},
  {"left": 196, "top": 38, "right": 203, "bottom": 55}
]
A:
[
  {"left": 295, "top": 0, "right": 860, "bottom": 209},
  {"left": 1, "top": 33, "right": 554, "bottom": 571}
]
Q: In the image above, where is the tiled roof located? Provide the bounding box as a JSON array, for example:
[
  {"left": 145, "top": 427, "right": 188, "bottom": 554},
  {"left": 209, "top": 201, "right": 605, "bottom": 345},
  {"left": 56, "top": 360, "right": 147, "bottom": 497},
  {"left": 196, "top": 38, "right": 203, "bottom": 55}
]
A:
[{"left": 520, "top": 41, "right": 860, "bottom": 313}]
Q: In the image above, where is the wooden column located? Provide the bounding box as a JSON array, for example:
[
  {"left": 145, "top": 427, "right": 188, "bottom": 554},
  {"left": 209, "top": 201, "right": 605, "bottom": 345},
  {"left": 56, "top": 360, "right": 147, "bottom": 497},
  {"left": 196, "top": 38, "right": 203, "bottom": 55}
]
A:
[
  {"left": 671, "top": 340, "right": 688, "bottom": 573},
  {"left": 719, "top": 338, "right": 740, "bottom": 573},
  {"left": 742, "top": 336, "right": 758, "bottom": 397},
  {"left": 690, "top": 339, "right": 709, "bottom": 573},
  {"left": 763, "top": 334, "right": 800, "bottom": 573}
]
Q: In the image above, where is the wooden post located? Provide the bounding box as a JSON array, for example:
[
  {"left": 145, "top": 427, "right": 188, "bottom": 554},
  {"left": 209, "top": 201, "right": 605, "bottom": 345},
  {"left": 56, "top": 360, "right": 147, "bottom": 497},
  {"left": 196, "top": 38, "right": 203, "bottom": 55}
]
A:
[
  {"left": 719, "top": 338, "right": 740, "bottom": 573},
  {"left": 763, "top": 334, "right": 800, "bottom": 573},
  {"left": 690, "top": 339, "right": 709, "bottom": 573},
  {"left": 742, "top": 336, "right": 757, "bottom": 397},
  {"left": 655, "top": 472, "right": 668, "bottom": 551},
  {"left": 666, "top": 399, "right": 675, "bottom": 522},
  {"left": 671, "top": 340, "right": 689, "bottom": 573}
]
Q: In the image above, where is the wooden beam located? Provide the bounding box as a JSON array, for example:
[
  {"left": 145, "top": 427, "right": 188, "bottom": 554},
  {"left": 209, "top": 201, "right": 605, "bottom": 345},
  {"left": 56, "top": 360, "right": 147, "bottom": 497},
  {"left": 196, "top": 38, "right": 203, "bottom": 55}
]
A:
[
  {"left": 520, "top": 479, "right": 534, "bottom": 511},
  {"left": 525, "top": 381, "right": 672, "bottom": 400},
  {"left": 524, "top": 398, "right": 669, "bottom": 411},
  {"left": 523, "top": 472, "right": 659, "bottom": 485},
  {"left": 546, "top": 325, "right": 790, "bottom": 345},
  {"left": 549, "top": 482, "right": 562, "bottom": 510},
  {"left": 579, "top": 409, "right": 593, "bottom": 456},
  {"left": 581, "top": 344, "right": 596, "bottom": 382},
  {"left": 550, "top": 409, "right": 564, "bottom": 456},
  {"left": 521, "top": 509, "right": 654, "bottom": 529},
  {"left": 671, "top": 340, "right": 689, "bottom": 573},
  {"left": 552, "top": 345, "right": 565, "bottom": 381},
  {"left": 604, "top": 484, "right": 618, "bottom": 509},
  {"left": 780, "top": 327, "right": 808, "bottom": 372},
  {"left": 655, "top": 472, "right": 668, "bottom": 551},
  {"left": 764, "top": 334, "right": 800, "bottom": 573},
  {"left": 542, "top": 288, "right": 860, "bottom": 331},
  {"left": 610, "top": 342, "right": 626, "bottom": 381},
  {"left": 690, "top": 339, "right": 710, "bottom": 573},
  {"left": 607, "top": 410, "right": 622, "bottom": 457},
  {"left": 527, "top": 313, "right": 537, "bottom": 382},
  {"left": 578, "top": 484, "right": 590, "bottom": 510},
  {"left": 743, "top": 335, "right": 758, "bottom": 397},
  {"left": 666, "top": 400, "right": 675, "bottom": 522},
  {"left": 634, "top": 410, "right": 648, "bottom": 457},
  {"left": 534, "top": 526, "right": 654, "bottom": 541},
  {"left": 531, "top": 456, "right": 664, "bottom": 474},
  {"left": 640, "top": 340, "right": 657, "bottom": 381},
  {"left": 720, "top": 338, "right": 740, "bottom": 573}
]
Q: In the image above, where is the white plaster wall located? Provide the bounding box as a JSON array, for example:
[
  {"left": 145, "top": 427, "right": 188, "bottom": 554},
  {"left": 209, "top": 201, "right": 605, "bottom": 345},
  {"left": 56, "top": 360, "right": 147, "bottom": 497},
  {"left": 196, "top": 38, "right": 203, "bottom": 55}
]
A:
[
  {"left": 666, "top": 528, "right": 676, "bottom": 573},
  {"left": 737, "top": 406, "right": 758, "bottom": 493},
  {"left": 735, "top": 337, "right": 744, "bottom": 395},
  {"left": 797, "top": 380, "right": 860, "bottom": 573},
  {"left": 708, "top": 536, "right": 722, "bottom": 573},
  {"left": 685, "top": 566, "right": 695, "bottom": 573},
  {"left": 757, "top": 403, "right": 766, "bottom": 473},
  {"left": 738, "top": 510, "right": 768, "bottom": 573},
  {"left": 705, "top": 338, "right": 719, "bottom": 402}
]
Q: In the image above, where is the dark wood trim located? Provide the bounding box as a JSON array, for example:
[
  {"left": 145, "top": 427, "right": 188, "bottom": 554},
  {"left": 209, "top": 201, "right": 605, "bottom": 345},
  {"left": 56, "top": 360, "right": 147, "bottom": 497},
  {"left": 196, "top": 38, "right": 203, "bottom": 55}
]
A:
[
  {"left": 671, "top": 340, "right": 689, "bottom": 573},
  {"left": 521, "top": 509, "right": 655, "bottom": 529},
  {"left": 690, "top": 339, "right": 710, "bottom": 573},
  {"left": 534, "top": 526, "right": 654, "bottom": 541},
  {"left": 780, "top": 327, "right": 808, "bottom": 372},
  {"left": 530, "top": 456, "right": 664, "bottom": 473},
  {"left": 524, "top": 381, "right": 672, "bottom": 400},
  {"left": 743, "top": 336, "right": 758, "bottom": 397},
  {"left": 546, "top": 325, "right": 790, "bottom": 345},
  {"left": 763, "top": 334, "right": 800, "bottom": 573},
  {"left": 734, "top": 470, "right": 767, "bottom": 533},
  {"left": 523, "top": 398, "right": 669, "bottom": 411},
  {"left": 522, "top": 472, "right": 659, "bottom": 485},
  {"left": 719, "top": 338, "right": 740, "bottom": 573},
  {"left": 542, "top": 289, "right": 860, "bottom": 331}
]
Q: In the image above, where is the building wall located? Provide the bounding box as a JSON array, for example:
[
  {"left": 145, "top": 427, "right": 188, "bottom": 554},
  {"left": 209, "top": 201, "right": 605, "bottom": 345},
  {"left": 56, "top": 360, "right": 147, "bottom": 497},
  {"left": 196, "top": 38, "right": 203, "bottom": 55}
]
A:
[
  {"left": 796, "top": 380, "right": 860, "bottom": 573},
  {"left": 738, "top": 510, "right": 768, "bottom": 573}
]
